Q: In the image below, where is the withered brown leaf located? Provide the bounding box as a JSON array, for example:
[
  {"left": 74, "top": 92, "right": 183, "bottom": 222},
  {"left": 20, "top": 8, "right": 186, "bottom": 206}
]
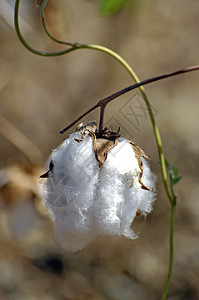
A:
[
  {"left": 92, "top": 134, "right": 118, "bottom": 167},
  {"left": 129, "top": 141, "right": 150, "bottom": 190}
]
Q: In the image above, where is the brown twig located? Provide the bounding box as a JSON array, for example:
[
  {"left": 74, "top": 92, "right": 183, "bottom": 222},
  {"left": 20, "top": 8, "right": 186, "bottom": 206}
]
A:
[{"left": 60, "top": 65, "right": 199, "bottom": 133}]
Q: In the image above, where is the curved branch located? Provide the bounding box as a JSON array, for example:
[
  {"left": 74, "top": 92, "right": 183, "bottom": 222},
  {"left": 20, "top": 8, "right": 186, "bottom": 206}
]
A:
[{"left": 60, "top": 64, "right": 199, "bottom": 134}]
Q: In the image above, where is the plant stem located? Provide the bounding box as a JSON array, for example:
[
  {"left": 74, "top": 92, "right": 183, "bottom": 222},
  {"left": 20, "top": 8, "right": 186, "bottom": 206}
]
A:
[
  {"left": 99, "top": 103, "right": 106, "bottom": 132},
  {"left": 161, "top": 201, "right": 176, "bottom": 300},
  {"left": 59, "top": 66, "right": 199, "bottom": 134}
]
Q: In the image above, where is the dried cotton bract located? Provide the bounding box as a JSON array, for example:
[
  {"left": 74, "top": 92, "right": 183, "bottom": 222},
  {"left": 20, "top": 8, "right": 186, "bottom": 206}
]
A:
[{"left": 41, "top": 122, "right": 156, "bottom": 251}]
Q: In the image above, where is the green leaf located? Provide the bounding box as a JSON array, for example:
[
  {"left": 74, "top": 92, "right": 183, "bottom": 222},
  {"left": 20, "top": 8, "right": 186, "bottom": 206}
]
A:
[
  {"left": 171, "top": 176, "right": 182, "bottom": 185},
  {"left": 165, "top": 159, "right": 171, "bottom": 169},
  {"left": 165, "top": 159, "right": 182, "bottom": 186},
  {"left": 99, "top": 0, "right": 129, "bottom": 16},
  {"left": 171, "top": 167, "right": 178, "bottom": 178}
]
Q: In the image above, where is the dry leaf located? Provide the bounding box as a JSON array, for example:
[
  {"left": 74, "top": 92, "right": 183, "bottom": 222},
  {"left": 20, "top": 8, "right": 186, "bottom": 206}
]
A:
[
  {"left": 130, "top": 141, "right": 150, "bottom": 190},
  {"left": 92, "top": 136, "right": 118, "bottom": 167}
]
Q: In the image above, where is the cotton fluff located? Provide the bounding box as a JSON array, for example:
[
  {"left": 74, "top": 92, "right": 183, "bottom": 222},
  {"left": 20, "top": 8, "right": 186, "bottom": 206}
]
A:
[{"left": 41, "top": 123, "right": 156, "bottom": 251}]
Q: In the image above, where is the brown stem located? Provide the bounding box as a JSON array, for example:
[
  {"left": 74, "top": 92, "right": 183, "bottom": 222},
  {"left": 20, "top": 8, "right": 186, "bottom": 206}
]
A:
[
  {"left": 100, "top": 65, "right": 199, "bottom": 106},
  {"left": 60, "top": 65, "right": 199, "bottom": 134},
  {"left": 98, "top": 103, "right": 106, "bottom": 132}
]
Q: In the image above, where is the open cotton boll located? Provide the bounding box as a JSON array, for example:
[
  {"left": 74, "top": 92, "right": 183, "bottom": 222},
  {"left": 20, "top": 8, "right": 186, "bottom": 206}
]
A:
[
  {"left": 93, "top": 138, "right": 156, "bottom": 239},
  {"left": 40, "top": 122, "right": 156, "bottom": 251},
  {"left": 41, "top": 130, "right": 99, "bottom": 251},
  {"left": 93, "top": 138, "right": 140, "bottom": 234}
]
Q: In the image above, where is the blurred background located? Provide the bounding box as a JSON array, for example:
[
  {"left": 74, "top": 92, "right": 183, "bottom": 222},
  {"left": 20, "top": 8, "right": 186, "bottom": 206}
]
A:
[{"left": 0, "top": 0, "right": 199, "bottom": 299}]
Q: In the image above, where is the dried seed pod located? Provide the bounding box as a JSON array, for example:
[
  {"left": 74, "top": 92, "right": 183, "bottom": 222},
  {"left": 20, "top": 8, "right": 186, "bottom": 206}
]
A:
[{"left": 40, "top": 122, "right": 156, "bottom": 251}]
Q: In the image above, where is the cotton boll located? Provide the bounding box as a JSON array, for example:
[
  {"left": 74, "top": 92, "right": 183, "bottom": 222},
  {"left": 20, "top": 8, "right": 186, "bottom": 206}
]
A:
[
  {"left": 54, "top": 210, "right": 96, "bottom": 251},
  {"left": 134, "top": 158, "right": 156, "bottom": 215},
  {"left": 41, "top": 123, "right": 156, "bottom": 251},
  {"left": 94, "top": 169, "right": 125, "bottom": 235},
  {"left": 42, "top": 132, "right": 99, "bottom": 251},
  {"left": 93, "top": 138, "right": 140, "bottom": 236},
  {"left": 103, "top": 138, "right": 141, "bottom": 175},
  {"left": 120, "top": 157, "right": 156, "bottom": 238},
  {"left": 93, "top": 139, "right": 156, "bottom": 239}
]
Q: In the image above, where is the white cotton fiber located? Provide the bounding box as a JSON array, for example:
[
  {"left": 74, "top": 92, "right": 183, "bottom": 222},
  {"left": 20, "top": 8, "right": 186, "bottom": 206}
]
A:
[
  {"left": 43, "top": 133, "right": 99, "bottom": 251},
  {"left": 93, "top": 138, "right": 156, "bottom": 239},
  {"left": 41, "top": 128, "right": 156, "bottom": 251}
]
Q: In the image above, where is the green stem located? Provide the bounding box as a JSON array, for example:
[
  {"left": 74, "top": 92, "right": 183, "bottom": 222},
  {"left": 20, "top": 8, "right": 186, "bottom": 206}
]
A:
[{"left": 161, "top": 201, "right": 176, "bottom": 300}]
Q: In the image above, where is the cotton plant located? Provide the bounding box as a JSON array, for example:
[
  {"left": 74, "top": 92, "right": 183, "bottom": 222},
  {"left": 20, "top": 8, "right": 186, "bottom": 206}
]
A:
[
  {"left": 40, "top": 122, "right": 156, "bottom": 251},
  {"left": 14, "top": 0, "right": 198, "bottom": 297}
]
